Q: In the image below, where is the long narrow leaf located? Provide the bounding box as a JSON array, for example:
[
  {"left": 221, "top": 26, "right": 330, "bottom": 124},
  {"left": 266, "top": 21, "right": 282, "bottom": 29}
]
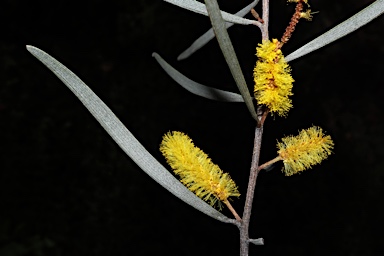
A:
[
  {"left": 26, "top": 45, "right": 237, "bottom": 225},
  {"left": 177, "top": 0, "right": 260, "bottom": 61},
  {"left": 204, "top": 0, "right": 258, "bottom": 121},
  {"left": 286, "top": 0, "right": 384, "bottom": 62},
  {"left": 153, "top": 53, "right": 244, "bottom": 102},
  {"left": 164, "top": 0, "right": 259, "bottom": 25}
]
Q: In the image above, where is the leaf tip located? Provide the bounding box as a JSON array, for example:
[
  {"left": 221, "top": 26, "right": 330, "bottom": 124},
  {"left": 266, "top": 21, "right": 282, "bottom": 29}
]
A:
[
  {"left": 26, "top": 45, "right": 34, "bottom": 52},
  {"left": 177, "top": 53, "right": 187, "bottom": 61}
]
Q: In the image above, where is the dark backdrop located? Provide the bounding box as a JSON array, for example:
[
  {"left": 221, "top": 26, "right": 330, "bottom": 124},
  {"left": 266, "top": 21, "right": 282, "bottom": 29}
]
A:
[{"left": 1, "top": 0, "right": 384, "bottom": 255}]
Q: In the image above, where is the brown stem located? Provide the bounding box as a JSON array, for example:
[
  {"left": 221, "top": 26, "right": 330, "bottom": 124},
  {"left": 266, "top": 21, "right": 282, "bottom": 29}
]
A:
[
  {"left": 240, "top": 125, "right": 264, "bottom": 256},
  {"left": 224, "top": 200, "right": 242, "bottom": 222},
  {"left": 259, "top": 109, "right": 269, "bottom": 127},
  {"left": 238, "top": 2, "right": 269, "bottom": 255},
  {"left": 258, "top": 156, "right": 282, "bottom": 171}
]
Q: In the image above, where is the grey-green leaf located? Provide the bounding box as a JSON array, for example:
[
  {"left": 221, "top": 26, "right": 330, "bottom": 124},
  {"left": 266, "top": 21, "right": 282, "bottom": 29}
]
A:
[
  {"left": 204, "top": 0, "right": 258, "bottom": 121},
  {"left": 177, "top": 0, "right": 261, "bottom": 61},
  {"left": 286, "top": 0, "right": 384, "bottom": 62},
  {"left": 153, "top": 52, "right": 244, "bottom": 102},
  {"left": 164, "top": 0, "right": 258, "bottom": 25},
  {"left": 26, "top": 45, "right": 237, "bottom": 225}
]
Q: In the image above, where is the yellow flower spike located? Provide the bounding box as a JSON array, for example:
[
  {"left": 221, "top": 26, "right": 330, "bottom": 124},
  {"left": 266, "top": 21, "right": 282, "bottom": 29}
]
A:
[
  {"left": 253, "top": 39, "right": 294, "bottom": 117},
  {"left": 160, "top": 131, "right": 240, "bottom": 210},
  {"left": 277, "top": 126, "right": 334, "bottom": 176}
]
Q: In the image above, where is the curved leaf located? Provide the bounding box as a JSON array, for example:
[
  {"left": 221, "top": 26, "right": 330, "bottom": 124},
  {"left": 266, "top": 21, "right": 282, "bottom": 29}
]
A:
[
  {"left": 177, "top": 0, "right": 260, "bottom": 61},
  {"left": 204, "top": 0, "right": 258, "bottom": 121},
  {"left": 164, "top": 0, "right": 259, "bottom": 25},
  {"left": 26, "top": 45, "right": 237, "bottom": 225},
  {"left": 286, "top": 0, "right": 384, "bottom": 62},
  {"left": 153, "top": 52, "right": 244, "bottom": 102}
]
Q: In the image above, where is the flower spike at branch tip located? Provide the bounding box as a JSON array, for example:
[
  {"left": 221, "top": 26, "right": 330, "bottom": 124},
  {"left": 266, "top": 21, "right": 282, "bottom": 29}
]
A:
[
  {"left": 254, "top": 39, "right": 294, "bottom": 117},
  {"left": 253, "top": 0, "right": 316, "bottom": 118},
  {"left": 160, "top": 131, "right": 241, "bottom": 220}
]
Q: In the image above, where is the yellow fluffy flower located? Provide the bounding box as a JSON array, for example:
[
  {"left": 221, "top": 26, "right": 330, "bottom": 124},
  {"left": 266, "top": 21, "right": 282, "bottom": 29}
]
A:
[
  {"left": 253, "top": 39, "right": 294, "bottom": 117},
  {"left": 160, "top": 131, "right": 240, "bottom": 209},
  {"left": 277, "top": 126, "right": 334, "bottom": 176},
  {"left": 300, "top": 9, "right": 314, "bottom": 21}
]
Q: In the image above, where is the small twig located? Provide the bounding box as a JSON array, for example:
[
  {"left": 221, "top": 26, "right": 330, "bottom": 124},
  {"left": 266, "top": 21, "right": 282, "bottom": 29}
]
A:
[
  {"left": 251, "top": 8, "right": 264, "bottom": 23},
  {"left": 224, "top": 200, "right": 242, "bottom": 222},
  {"left": 258, "top": 156, "right": 282, "bottom": 171}
]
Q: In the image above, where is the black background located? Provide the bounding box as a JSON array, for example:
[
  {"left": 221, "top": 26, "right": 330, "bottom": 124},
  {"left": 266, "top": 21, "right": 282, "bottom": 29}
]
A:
[{"left": 1, "top": 0, "right": 384, "bottom": 255}]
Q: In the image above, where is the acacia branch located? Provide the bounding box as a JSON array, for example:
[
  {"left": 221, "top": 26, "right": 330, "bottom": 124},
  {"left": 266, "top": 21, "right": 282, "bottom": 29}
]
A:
[{"left": 240, "top": 125, "right": 264, "bottom": 256}]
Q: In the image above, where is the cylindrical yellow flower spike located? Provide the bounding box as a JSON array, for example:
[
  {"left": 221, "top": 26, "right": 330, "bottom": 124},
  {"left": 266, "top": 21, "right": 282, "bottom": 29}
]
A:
[
  {"left": 253, "top": 39, "right": 294, "bottom": 117},
  {"left": 277, "top": 126, "right": 334, "bottom": 176},
  {"left": 160, "top": 131, "right": 240, "bottom": 209}
]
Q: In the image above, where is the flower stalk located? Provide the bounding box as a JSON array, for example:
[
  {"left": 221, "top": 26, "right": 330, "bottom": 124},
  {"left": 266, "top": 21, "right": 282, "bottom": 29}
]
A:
[
  {"left": 224, "top": 200, "right": 242, "bottom": 222},
  {"left": 258, "top": 156, "right": 282, "bottom": 171}
]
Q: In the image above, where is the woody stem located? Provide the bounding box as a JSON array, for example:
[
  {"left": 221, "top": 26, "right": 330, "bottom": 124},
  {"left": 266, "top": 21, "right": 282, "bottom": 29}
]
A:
[
  {"left": 240, "top": 125, "right": 264, "bottom": 256},
  {"left": 261, "top": 0, "right": 269, "bottom": 40}
]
